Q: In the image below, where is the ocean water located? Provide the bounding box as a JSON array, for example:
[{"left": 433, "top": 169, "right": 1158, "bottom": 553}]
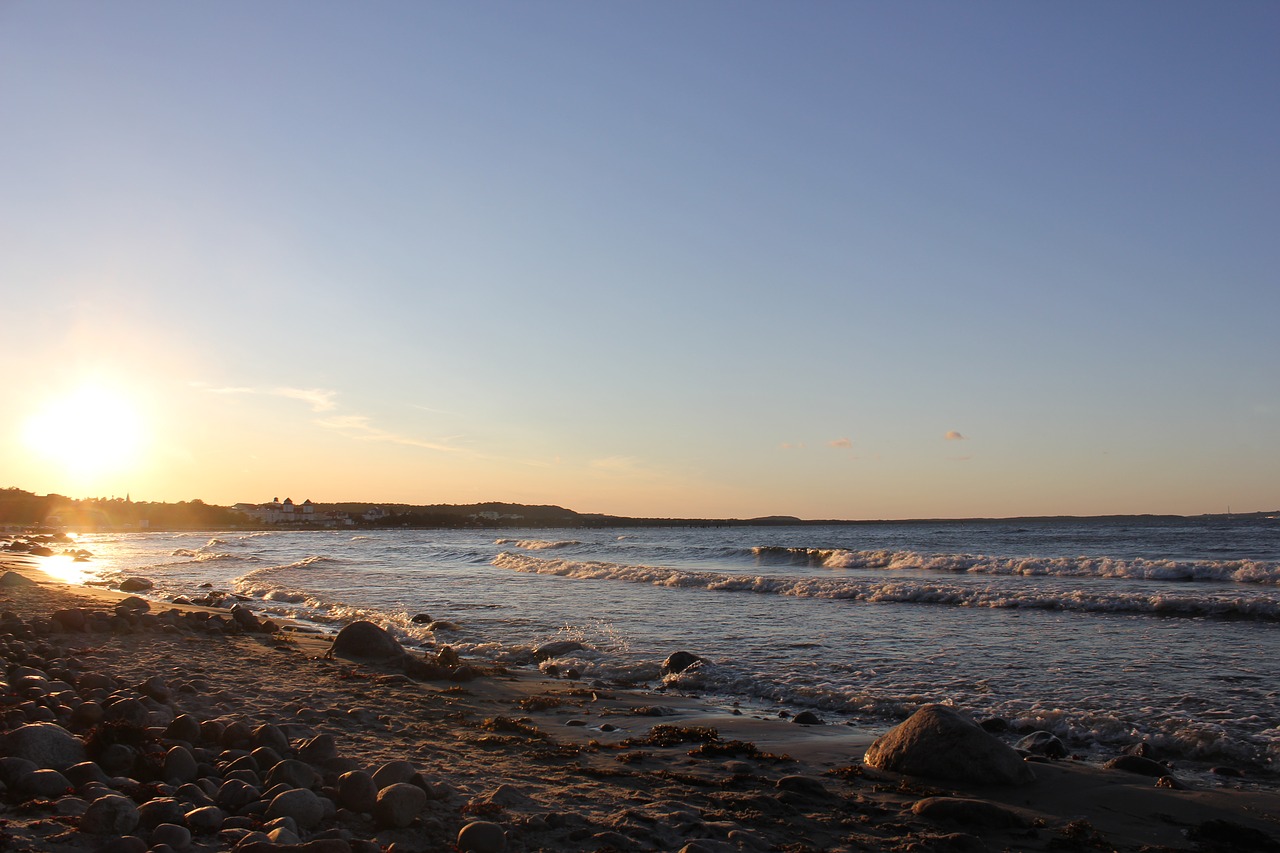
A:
[{"left": 55, "top": 517, "right": 1280, "bottom": 776}]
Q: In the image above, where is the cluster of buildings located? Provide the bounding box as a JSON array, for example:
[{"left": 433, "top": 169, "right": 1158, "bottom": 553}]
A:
[{"left": 232, "top": 498, "right": 391, "bottom": 527}]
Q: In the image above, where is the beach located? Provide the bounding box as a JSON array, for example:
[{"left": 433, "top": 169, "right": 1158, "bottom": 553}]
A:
[{"left": 2, "top": 545, "right": 1279, "bottom": 852}]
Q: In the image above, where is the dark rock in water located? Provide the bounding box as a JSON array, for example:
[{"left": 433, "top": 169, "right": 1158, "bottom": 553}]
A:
[
  {"left": 863, "top": 704, "right": 1036, "bottom": 785},
  {"left": 792, "top": 711, "right": 824, "bottom": 726},
  {"left": 911, "top": 796, "right": 1027, "bottom": 828},
  {"left": 1016, "top": 731, "right": 1067, "bottom": 759},
  {"left": 1187, "top": 818, "right": 1280, "bottom": 851},
  {"left": 119, "top": 577, "right": 154, "bottom": 592},
  {"left": 1103, "top": 754, "right": 1169, "bottom": 777},
  {"left": 978, "top": 717, "right": 1010, "bottom": 733},
  {"left": 410, "top": 613, "right": 433, "bottom": 624},
  {"left": 331, "top": 621, "right": 405, "bottom": 662},
  {"left": 402, "top": 657, "right": 450, "bottom": 681},
  {"left": 0, "top": 571, "right": 38, "bottom": 587},
  {"left": 533, "top": 640, "right": 585, "bottom": 660},
  {"left": 661, "top": 651, "right": 704, "bottom": 675},
  {"left": 1125, "top": 741, "right": 1156, "bottom": 758},
  {"left": 1210, "top": 766, "right": 1245, "bottom": 778}
]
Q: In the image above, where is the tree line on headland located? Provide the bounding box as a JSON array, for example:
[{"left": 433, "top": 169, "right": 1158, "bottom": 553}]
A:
[
  {"left": 0, "top": 488, "right": 802, "bottom": 532},
  {"left": 4, "top": 487, "right": 1268, "bottom": 533}
]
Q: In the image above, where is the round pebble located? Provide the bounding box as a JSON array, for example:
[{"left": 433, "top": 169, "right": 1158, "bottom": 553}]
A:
[{"left": 458, "top": 820, "right": 507, "bottom": 853}]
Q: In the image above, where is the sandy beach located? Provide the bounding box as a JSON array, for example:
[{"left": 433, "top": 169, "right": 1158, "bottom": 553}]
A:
[{"left": 1, "top": 548, "right": 1278, "bottom": 852}]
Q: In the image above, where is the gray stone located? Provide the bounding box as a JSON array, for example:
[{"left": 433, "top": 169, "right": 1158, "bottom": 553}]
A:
[
  {"left": 660, "top": 651, "right": 703, "bottom": 675},
  {"left": 371, "top": 760, "right": 418, "bottom": 789},
  {"left": 338, "top": 770, "right": 378, "bottom": 813},
  {"left": 532, "top": 640, "right": 585, "bottom": 660},
  {"left": 3, "top": 721, "right": 86, "bottom": 770},
  {"left": 64, "top": 761, "right": 113, "bottom": 787},
  {"left": 266, "top": 787, "right": 325, "bottom": 829},
  {"left": 251, "top": 724, "right": 290, "bottom": 754},
  {"left": 1103, "top": 754, "right": 1170, "bottom": 777},
  {"left": 1016, "top": 731, "right": 1068, "bottom": 759},
  {"left": 163, "top": 745, "right": 199, "bottom": 783},
  {"left": 119, "top": 577, "right": 154, "bottom": 592},
  {"left": 215, "top": 778, "right": 260, "bottom": 810},
  {"left": 165, "top": 714, "right": 203, "bottom": 744},
  {"left": 20, "top": 768, "right": 72, "bottom": 797},
  {"left": 863, "top": 704, "right": 1035, "bottom": 785},
  {"left": 298, "top": 733, "right": 338, "bottom": 764},
  {"left": 0, "top": 757, "right": 38, "bottom": 785},
  {"left": 80, "top": 794, "right": 141, "bottom": 834},
  {"left": 375, "top": 782, "right": 427, "bottom": 828},
  {"left": 911, "top": 796, "right": 1028, "bottom": 827},
  {"left": 137, "top": 797, "right": 186, "bottom": 828},
  {"left": 332, "top": 620, "right": 405, "bottom": 662},
  {"left": 266, "top": 758, "right": 321, "bottom": 789},
  {"left": 183, "top": 805, "right": 226, "bottom": 834},
  {"left": 150, "top": 823, "right": 192, "bottom": 849},
  {"left": 457, "top": 820, "right": 506, "bottom": 853}
]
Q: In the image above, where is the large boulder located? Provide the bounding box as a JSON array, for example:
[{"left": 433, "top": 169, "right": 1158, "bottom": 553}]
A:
[
  {"left": 3, "top": 722, "right": 86, "bottom": 770},
  {"left": 863, "top": 704, "right": 1035, "bottom": 785},
  {"left": 331, "top": 621, "right": 405, "bottom": 663}
]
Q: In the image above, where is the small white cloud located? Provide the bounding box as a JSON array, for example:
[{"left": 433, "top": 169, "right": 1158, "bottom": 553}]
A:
[
  {"left": 827, "top": 437, "right": 853, "bottom": 449},
  {"left": 315, "top": 415, "right": 456, "bottom": 452},
  {"left": 945, "top": 430, "right": 967, "bottom": 441},
  {"left": 274, "top": 387, "right": 338, "bottom": 412},
  {"left": 199, "top": 384, "right": 338, "bottom": 412}
]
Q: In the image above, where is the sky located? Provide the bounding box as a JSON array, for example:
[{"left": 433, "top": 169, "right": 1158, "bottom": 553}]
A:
[{"left": 1, "top": 2, "right": 1278, "bottom": 520}]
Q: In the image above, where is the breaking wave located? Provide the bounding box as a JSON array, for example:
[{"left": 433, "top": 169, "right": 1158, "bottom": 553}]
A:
[
  {"left": 750, "top": 546, "right": 1280, "bottom": 584},
  {"left": 491, "top": 553, "right": 1280, "bottom": 621},
  {"left": 494, "top": 539, "right": 582, "bottom": 550}
]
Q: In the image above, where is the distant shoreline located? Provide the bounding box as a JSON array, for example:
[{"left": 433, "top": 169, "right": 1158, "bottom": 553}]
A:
[{"left": 3, "top": 487, "right": 1276, "bottom": 532}]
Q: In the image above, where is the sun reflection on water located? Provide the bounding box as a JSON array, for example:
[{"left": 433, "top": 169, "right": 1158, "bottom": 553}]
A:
[{"left": 39, "top": 555, "right": 87, "bottom": 586}]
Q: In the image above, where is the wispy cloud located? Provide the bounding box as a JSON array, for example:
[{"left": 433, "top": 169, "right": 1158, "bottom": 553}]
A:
[
  {"left": 827, "top": 437, "right": 853, "bottom": 449},
  {"left": 199, "top": 384, "right": 337, "bottom": 412},
  {"left": 315, "top": 415, "right": 458, "bottom": 452},
  {"left": 945, "top": 430, "right": 967, "bottom": 441},
  {"left": 198, "top": 382, "right": 456, "bottom": 452},
  {"left": 274, "top": 387, "right": 337, "bottom": 412},
  {"left": 779, "top": 442, "right": 805, "bottom": 450}
]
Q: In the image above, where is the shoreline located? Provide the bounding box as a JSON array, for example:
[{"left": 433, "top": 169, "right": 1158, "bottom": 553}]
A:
[{"left": 1, "top": 552, "right": 1279, "bottom": 851}]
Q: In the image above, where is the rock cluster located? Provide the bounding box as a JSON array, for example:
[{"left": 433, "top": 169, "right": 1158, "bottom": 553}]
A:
[{"left": 0, "top": 623, "right": 488, "bottom": 853}]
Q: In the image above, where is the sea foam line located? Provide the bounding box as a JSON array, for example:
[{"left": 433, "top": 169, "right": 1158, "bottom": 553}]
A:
[
  {"left": 491, "top": 553, "right": 1280, "bottom": 621},
  {"left": 750, "top": 546, "right": 1280, "bottom": 584}
]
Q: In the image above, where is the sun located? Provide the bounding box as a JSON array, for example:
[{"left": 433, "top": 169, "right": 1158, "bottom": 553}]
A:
[{"left": 22, "top": 384, "right": 148, "bottom": 481}]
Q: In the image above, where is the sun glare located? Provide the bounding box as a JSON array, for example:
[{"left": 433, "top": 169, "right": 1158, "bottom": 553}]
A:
[{"left": 22, "top": 384, "right": 147, "bottom": 480}]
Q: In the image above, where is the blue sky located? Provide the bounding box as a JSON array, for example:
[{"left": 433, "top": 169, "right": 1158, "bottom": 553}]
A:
[{"left": 2, "top": 2, "right": 1277, "bottom": 519}]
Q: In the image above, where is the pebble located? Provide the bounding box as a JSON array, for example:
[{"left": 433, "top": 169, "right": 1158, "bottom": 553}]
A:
[
  {"left": 338, "top": 770, "right": 379, "bottom": 813},
  {"left": 457, "top": 820, "right": 507, "bottom": 853},
  {"left": 184, "top": 805, "right": 226, "bottom": 834},
  {"left": 80, "top": 793, "right": 141, "bottom": 834},
  {"left": 151, "top": 823, "right": 192, "bottom": 849},
  {"left": 268, "top": 758, "right": 322, "bottom": 789},
  {"left": 375, "top": 782, "right": 427, "bottom": 828},
  {"left": 267, "top": 787, "right": 326, "bottom": 829}
]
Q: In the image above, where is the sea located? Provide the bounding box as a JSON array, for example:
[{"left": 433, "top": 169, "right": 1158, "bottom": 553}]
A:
[{"left": 47, "top": 516, "right": 1280, "bottom": 779}]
